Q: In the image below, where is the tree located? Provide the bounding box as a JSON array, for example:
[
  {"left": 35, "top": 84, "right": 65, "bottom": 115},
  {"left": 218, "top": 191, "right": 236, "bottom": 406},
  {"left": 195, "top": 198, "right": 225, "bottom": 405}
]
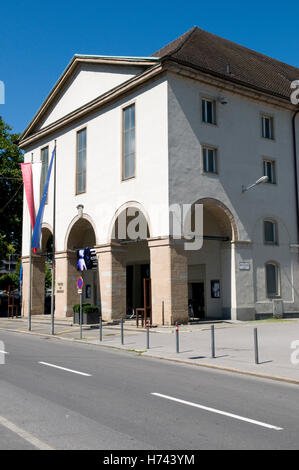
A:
[
  {"left": 0, "top": 116, "right": 23, "bottom": 261},
  {"left": 45, "top": 261, "right": 52, "bottom": 289}
]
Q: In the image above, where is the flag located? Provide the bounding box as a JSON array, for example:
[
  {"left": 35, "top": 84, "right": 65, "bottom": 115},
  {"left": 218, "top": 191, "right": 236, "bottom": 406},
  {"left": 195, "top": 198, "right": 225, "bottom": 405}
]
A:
[
  {"left": 19, "top": 264, "right": 23, "bottom": 295},
  {"left": 20, "top": 163, "right": 35, "bottom": 229},
  {"left": 31, "top": 146, "right": 55, "bottom": 249},
  {"left": 32, "top": 161, "right": 42, "bottom": 218}
]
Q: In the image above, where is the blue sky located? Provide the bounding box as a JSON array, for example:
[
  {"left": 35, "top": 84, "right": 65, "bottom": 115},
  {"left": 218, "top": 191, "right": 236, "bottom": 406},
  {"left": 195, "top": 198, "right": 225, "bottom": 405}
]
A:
[{"left": 1, "top": 0, "right": 299, "bottom": 135}]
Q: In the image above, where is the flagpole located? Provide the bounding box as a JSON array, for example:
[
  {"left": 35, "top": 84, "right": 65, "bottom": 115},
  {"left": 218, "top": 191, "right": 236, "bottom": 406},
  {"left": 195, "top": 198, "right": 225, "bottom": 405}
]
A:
[
  {"left": 28, "top": 153, "right": 33, "bottom": 331},
  {"left": 50, "top": 141, "right": 56, "bottom": 335},
  {"left": 28, "top": 221, "right": 32, "bottom": 331}
]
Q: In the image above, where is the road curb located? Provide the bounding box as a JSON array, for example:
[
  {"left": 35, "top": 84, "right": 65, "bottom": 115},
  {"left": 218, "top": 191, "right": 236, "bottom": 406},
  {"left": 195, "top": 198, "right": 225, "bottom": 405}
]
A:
[{"left": 1, "top": 325, "right": 299, "bottom": 386}]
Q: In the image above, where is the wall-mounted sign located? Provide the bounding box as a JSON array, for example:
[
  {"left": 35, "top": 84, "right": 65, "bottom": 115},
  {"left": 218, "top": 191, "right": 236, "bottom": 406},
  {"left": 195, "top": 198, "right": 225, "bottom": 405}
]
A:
[
  {"left": 77, "top": 248, "right": 97, "bottom": 271},
  {"left": 239, "top": 262, "right": 250, "bottom": 271}
]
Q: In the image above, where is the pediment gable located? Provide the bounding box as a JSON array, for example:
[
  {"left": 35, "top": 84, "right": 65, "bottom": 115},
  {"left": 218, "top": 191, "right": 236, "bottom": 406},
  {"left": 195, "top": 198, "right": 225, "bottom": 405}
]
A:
[{"left": 20, "top": 56, "right": 159, "bottom": 144}]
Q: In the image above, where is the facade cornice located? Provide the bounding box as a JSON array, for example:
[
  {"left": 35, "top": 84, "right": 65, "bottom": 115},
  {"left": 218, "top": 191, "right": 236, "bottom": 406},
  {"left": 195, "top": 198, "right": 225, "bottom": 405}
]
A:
[
  {"left": 19, "top": 56, "right": 298, "bottom": 150},
  {"left": 164, "top": 60, "right": 297, "bottom": 111},
  {"left": 19, "top": 63, "right": 164, "bottom": 149}
]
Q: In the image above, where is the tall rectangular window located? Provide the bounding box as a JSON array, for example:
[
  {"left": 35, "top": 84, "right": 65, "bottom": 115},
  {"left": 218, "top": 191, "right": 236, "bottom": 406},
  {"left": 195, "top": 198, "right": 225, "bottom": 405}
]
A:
[
  {"left": 262, "top": 115, "right": 274, "bottom": 139},
  {"left": 202, "top": 98, "right": 216, "bottom": 124},
  {"left": 203, "top": 146, "right": 217, "bottom": 174},
  {"left": 264, "top": 220, "right": 277, "bottom": 244},
  {"left": 76, "top": 128, "right": 86, "bottom": 194},
  {"left": 122, "top": 104, "right": 135, "bottom": 180},
  {"left": 266, "top": 263, "right": 280, "bottom": 297},
  {"left": 263, "top": 159, "right": 276, "bottom": 184},
  {"left": 41, "top": 146, "right": 49, "bottom": 203}
]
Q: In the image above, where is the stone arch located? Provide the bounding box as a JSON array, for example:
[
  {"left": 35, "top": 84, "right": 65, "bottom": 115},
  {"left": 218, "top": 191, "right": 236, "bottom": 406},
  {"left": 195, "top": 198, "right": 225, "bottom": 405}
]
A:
[
  {"left": 64, "top": 213, "right": 98, "bottom": 251},
  {"left": 108, "top": 201, "right": 152, "bottom": 242},
  {"left": 185, "top": 197, "right": 239, "bottom": 322},
  {"left": 192, "top": 197, "right": 238, "bottom": 241},
  {"left": 41, "top": 223, "right": 53, "bottom": 253}
]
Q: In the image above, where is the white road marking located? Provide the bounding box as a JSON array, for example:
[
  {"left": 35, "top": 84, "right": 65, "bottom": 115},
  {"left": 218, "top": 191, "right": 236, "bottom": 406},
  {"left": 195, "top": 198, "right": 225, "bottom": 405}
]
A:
[
  {"left": 38, "top": 361, "right": 92, "bottom": 376},
  {"left": 0, "top": 415, "right": 54, "bottom": 450},
  {"left": 151, "top": 393, "right": 283, "bottom": 431},
  {"left": 0, "top": 351, "right": 8, "bottom": 354}
]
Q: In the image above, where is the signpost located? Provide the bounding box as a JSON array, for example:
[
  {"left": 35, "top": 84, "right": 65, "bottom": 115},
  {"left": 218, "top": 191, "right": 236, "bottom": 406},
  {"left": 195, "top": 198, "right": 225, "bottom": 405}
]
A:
[{"left": 77, "top": 277, "right": 83, "bottom": 339}]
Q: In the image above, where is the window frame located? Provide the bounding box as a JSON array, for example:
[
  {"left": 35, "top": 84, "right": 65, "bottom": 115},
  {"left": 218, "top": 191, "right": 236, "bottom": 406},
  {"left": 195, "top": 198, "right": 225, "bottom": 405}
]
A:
[
  {"left": 201, "top": 97, "right": 217, "bottom": 125},
  {"left": 202, "top": 145, "right": 218, "bottom": 174},
  {"left": 265, "top": 261, "right": 281, "bottom": 298},
  {"left": 263, "top": 219, "right": 278, "bottom": 245},
  {"left": 263, "top": 158, "right": 276, "bottom": 185},
  {"left": 261, "top": 114, "right": 274, "bottom": 140},
  {"left": 75, "top": 127, "right": 87, "bottom": 195},
  {"left": 121, "top": 102, "right": 136, "bottom": 181}
]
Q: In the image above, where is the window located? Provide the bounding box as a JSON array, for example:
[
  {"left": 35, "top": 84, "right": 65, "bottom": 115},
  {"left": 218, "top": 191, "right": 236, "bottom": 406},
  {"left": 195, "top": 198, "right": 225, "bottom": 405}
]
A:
[
  {"left": 40, "top": 146, "right": 49, "bottom": 202},
  {"left": 122, "top": 104, "right": 135, "bottom": 180},
  {"left": 202, "top": 98, "right": 216, "bottom": 124},
  {"left": 264, "top": 220, "right": 277, "bottom": 244},
  {"left": 76, "top": 128, "right": 86, "bottom": 194},
  {"left": 263, "top": 159, "right": 276, "bottom": 184},
  {"left": 262, "top": 115, "right": 274, "bottom": 139},
  {"left": 203, "top": 146, "right": 217, "bottom": 174},
  {"left": 265, "top": 262, "right": 280, "bottom": 297}
]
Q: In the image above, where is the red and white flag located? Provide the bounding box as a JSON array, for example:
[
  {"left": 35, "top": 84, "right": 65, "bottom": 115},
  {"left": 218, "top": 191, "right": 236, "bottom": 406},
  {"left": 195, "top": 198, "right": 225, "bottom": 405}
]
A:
[{"left": 20, "top": 162, "right": 36, "bottom": 230}]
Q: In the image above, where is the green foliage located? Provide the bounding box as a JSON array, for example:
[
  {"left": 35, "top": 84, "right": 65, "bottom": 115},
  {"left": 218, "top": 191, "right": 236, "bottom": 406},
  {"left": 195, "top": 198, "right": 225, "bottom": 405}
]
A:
[
  {"left": 0, "top": 272, "right": 19, "bottom": 290},
  {"left": 73, "top": 303, "right": 99, "bottom": 313},
  {"left": 0, "top": 116, "right": 23, "bottom": 261},
  {"left": 45, "top": 262, "right": 52, "bottom": 289}
]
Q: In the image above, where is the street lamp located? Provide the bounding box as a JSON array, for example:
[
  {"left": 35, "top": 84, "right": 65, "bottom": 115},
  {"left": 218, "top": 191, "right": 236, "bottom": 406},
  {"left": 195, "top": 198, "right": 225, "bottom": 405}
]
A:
[{"left": 242, "top": 176, "right": 269, "bottom": 193}]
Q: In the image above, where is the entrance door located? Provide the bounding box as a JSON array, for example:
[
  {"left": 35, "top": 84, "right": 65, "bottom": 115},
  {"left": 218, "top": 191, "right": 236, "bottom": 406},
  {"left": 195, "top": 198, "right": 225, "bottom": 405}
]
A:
[
  {"left": 190, "top": 282, "right": 205, "bottom": 319},
  {"left": 126, "top": 264, "right": 151, "bottom": 319}
]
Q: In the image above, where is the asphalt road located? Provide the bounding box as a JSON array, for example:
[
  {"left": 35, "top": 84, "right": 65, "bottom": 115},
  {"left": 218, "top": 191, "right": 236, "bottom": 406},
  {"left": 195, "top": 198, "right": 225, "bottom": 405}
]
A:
[{"left": 0, "top": 330, "right": 299, "bottom": 450}]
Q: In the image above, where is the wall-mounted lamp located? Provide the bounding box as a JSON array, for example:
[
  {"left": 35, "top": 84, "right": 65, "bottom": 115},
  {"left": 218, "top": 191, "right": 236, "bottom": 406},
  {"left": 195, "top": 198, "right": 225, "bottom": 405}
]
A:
[
  {"left": 242, "top": 176, "right": 269, "bottom": 193},
  {"left": 76, "top": 204, "right": 84, "bottom": 217},
  {"left": 218, "top": 96, "right": 228, "bottom": 105}
]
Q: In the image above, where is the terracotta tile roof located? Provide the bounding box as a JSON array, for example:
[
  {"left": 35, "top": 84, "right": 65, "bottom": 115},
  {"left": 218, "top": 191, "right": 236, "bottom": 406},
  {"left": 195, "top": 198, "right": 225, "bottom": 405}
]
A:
[{"left": 153, "top": 27, "right": 299, "bottom": 100}]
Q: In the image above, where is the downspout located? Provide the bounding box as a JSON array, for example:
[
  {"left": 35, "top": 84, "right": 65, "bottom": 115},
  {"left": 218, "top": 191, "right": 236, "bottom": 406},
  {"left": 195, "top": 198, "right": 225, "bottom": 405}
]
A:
[{"left": 292, "top": 109, "right": 299, "bottom": 243}]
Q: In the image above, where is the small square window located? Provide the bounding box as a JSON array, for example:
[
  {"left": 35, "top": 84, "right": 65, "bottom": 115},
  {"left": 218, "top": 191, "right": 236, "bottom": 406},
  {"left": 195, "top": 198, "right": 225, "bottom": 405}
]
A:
[
  {"left": 202, "top": 99, "right": 216, "bottom": 125},
  {"left": 263, "top": 160, "right": 276, "bottom": 184},
  {"left": 262, "top": 115, "right": 274, "bottom": 139},
  {"left": 203, "top": 147, "right": 217, "bottom": 174}
]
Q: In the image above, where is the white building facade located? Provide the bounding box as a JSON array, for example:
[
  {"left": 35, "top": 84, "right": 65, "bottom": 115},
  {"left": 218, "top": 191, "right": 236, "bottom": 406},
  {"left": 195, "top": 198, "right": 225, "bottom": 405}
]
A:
[{"left": 19, "top": 27, "right": 299, "bottom": 324}]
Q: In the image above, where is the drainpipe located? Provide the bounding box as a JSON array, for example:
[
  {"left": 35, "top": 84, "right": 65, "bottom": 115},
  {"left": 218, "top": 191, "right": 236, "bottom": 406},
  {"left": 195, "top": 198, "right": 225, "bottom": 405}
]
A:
[{"left": 292, "top": 109, "right": 299, "bottom": 243}]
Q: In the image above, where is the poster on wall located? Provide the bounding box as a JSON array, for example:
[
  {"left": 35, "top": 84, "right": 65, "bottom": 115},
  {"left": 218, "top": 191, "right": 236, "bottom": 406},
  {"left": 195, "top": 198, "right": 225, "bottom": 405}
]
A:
[
  {"left": 211, "top": 280, "right": 220, "bottom": 298},
  {"left": 77, "top": 248, "right": 97, "bottom": 271}
]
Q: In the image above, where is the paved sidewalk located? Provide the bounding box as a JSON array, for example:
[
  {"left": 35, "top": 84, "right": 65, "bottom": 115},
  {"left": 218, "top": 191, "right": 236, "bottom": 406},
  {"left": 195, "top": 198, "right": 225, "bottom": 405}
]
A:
[{"left": 1, "top": 317, "right": 299, "bottom": 383}]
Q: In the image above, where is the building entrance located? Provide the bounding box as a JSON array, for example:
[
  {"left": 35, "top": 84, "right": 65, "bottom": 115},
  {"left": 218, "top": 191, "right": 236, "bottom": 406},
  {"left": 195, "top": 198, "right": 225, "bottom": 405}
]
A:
[
  {"left": 126, "top": 263, "right": 151, "bottom": 319},
  {"left": 189, "top": 282, "right": 205, "bottom": 319}
]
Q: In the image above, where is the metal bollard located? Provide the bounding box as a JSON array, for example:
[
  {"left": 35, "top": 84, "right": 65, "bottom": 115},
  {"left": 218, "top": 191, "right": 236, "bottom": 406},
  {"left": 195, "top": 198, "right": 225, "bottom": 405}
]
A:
[
  {"left": 146, "top": 320, "right": 150, "bottom": 349},
  {"left": 121, "top": 318, "right": 124, "bottom": 345},
  {"left": 176, "top": 322, "right": 179, "bottom": 353},
  {"left": 254, "top": 328, "right": 259, "bottom": 364},
  {"left": 99, "top": 316, "right": 102, "bottom": 342},
  {"left": 162, "top": 301, "right": 165, "bottom": 326},
  {"left": 211, "top": 325, "right": 215, "bottom": 358},
  {"left": 79, "top": 292, "right": 83, "bottom": 340}
]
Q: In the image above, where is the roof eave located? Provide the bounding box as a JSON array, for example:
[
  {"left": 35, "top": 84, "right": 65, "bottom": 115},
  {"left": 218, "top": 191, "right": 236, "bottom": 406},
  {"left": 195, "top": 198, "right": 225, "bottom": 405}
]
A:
[
  {"left": 18, "top": 63, "right": 164, "bottom": 149},
  {"left": 19, "top": 55, "right": 160, "bottom": 143}
]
